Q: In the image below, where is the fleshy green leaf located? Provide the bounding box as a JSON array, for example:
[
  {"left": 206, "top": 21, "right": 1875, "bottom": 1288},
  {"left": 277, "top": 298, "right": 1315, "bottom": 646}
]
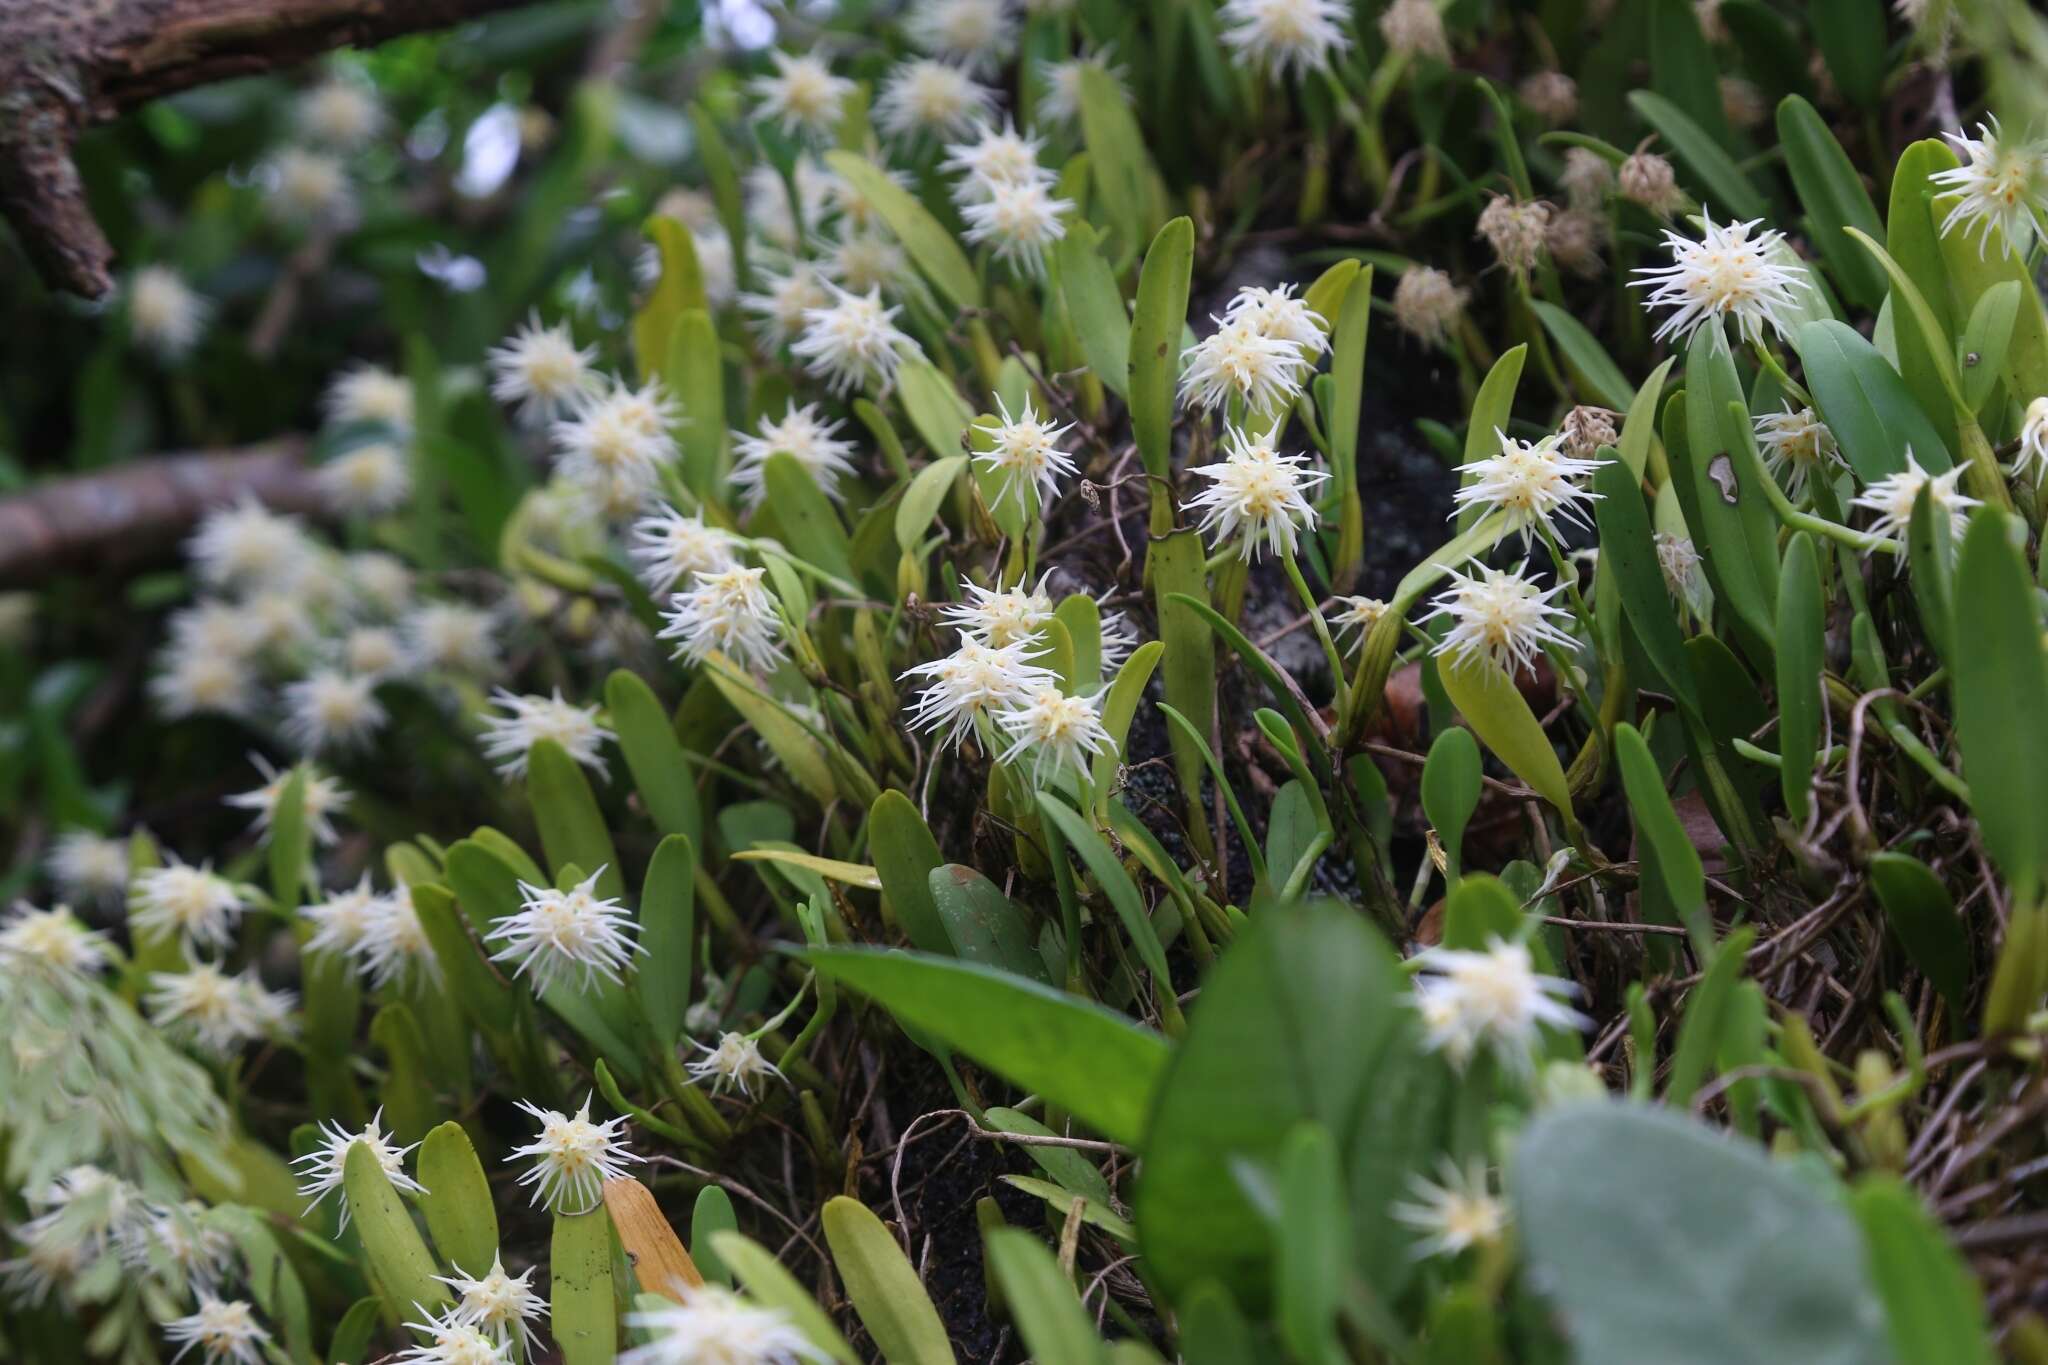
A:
[
  {"left": 823, "top": 151, "right": 981, "bottom": 312},
  {"left": 1437, "top": 654, "right": 1575, "bottom": 821},
  {"left": 1129, "top": 218, "right": 1194, "bottom": 482},
  {"left": 551, "top": 1208, "right": 616, "bottom": 1365},
  {"left": 1420, "top": 727, "right": 1482, "bottom": 887},
  {"left": 1628, "top": 91, "right": 1766, "bottom": 222},
  {"left": 1850, "top": 1177, "right": 1997, "bottom": 1365},
  {"left": 986, "top": 1228, "right": 1109, "bottom": 1365},
  {"left": 636, "top": 834, "right": 697, "bottom": 1050},
  {"left": 1773, "top": 533, "right": 1825, "bottom": 825},
  {"left": 605, "top": 670, "right": 700, "bottom": 847},
  {"left": 527, "top": 738, "right": 623, "bottom": 900},
  {"left": 711, "top": 1230, "right": 860, "bottom": 1363},
  {"left": 1868, "top": 852, "right": 1970, "bottom": 1015},
  {"left": 1058, "top": 221, "right": 1130, "bottom": 398},
  {"left": 1951, "top": 511, "right": 2048, "bottom": 906},
  {"left": 869, "top": 791, "right": 952, "bottom": 955},
  {"left": 1776, "top": 95, "right": 1887, "bottom": 311},
  {"left": 416, "top": 1122, "right": 498, "bottom": 1277},
  {"left": 822, "top": 1197, "right": 957, "bottom": 1365},
  {"left": 343, "top": 1141, "right": 449, "bottom": 1320}
]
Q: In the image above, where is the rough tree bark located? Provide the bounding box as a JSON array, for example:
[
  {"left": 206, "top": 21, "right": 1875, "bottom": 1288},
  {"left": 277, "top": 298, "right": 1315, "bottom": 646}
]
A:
[
  {"left": 0, "top": 0, "right": 539, "bottom": 299},
  {"left": 0, "top": 438, "right": 317, "bottom": 586}
]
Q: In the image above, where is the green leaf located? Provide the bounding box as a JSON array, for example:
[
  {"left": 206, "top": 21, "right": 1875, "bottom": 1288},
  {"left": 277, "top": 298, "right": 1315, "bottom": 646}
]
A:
[
  {"left": 711, "top": 1231, "right": 860, "bottom": 1364},
  {"left": 1179, "top": 1282, "right": 1259, "bottom": 1365},
  {"left": 1935, "top": 162, "right": 2048, "bottom": 408},
  {"left": 1627, "top": 91, "right": 1766, "bottom": 222},
  {"left": 1675, "top": 329, "right": 1778, "bottom": 656},
  {"left": 1774, "top": 533, "right": 1825, "bottom": 825},
  {"left": 1615, "top": 723, "right": 1707, "bottom": 944},
  {"left": 1090, "top": 640, "right": 1164, "bottom": 820},
  {"left": 1275, "top": 1123, "right": 1348, "bottom": 1365},
  {"left": 1952, "top": 511, "right": 2048, "bottom": 905},
  {"left": 267, "top": 767, "right": 310, "bottom": 910},
  {"left": 1845, "top": 227, "right": 1968, "bottom": 412},
  {"left": 1648, "top": 0, "right": 1733, "bottom": 150},
  {"left": 342, "top": 1141, "right": 449, "bottom": 1320},
  {"left": 1437, "top": 654, "right": 1575, "bottom": 821},
  {"left": 1166, "top": 594, "right": 1327, "bottom": 784},
  {"left": 605, "top": 670, "right": 700, "bottom": 846},
  {"left": 1440, "top": 873, "right": 1527, "bottom": 951},
  {"left": 1620, "top": 358, "right": 1676, "bottom": 482},
  {"left": 893, "top": 455, "right": 967, "bottom": 552},
  {"left": 1907, "top": 484, "right": 1957, "bottom": 665},
  {"left": 1665, "top": 928, "right": 1756, "bottom": 1105},
  {"left": 527, "top": 738, "right": 623, "bottom": 900},
  {"left": 806, "top": 948, "right": 1169, "bottom": 1144},
  {"left": 416, "top": 1122, "right": 498, "bottom": 1277},
  {"left": 1153, "top": 529, "right": 1217, "bottom": 849},
  {"left": 1528, "top": 300, "right": 1635, "bottom": 410},
  {"left": 823, "top": 151, "right": 981, "bottom": 312},
  {"left": 1958, "top": 280, "right": 2020, "bottom": 414},
  {"left": 204, "top": 1205, "right": 313, "bottom": 1363},
  {"left": 987, "top": 1228, "right": 1109, "bottom": 1363},
  {"left": 1868, "top": 853, "right": 1970, "bottom": 1015},
  {"left": 1455, "top": 346, "right": 1527, "bottom": 532},
  {"left": 1137, "top": 900, "right": 1406, "bottom": 1302},
  {"left": 762, "top": 451, "right": 856, "bottom": 585},
  {"left": 409, "top": 882, "right": 515, "bottom": 1037},
  {"left": 368, "top": 1002, "right": 439, "bottom": 1145},
  {"left": 1420, "top": 727, "right": 1482, "bottom": 887},
  {"left": 1078, "top": 63, "right": 1163, "bottom": 256},
  {"left": 691, "top": 1186, "right": 737, "bottom": 1287},
  {"left": 1129, "top": 218, "right": 1194, "bottom": 481},
  {"left": 327, "top": 1297, "right": 381, "bottom": 1365},
  {"left": 551, "top": 1208, "right": 616, "bottom": 1365},
  {"left": 985, "top": 1106, "right": 1113, "bottom": 1206},
  {"left": 1036, "top": 795, "right": 1175, "bottom": 1003},
  {"left": 928, "top": 864, "right": 1050, "bottom": 982},
  {"left": 1516, "top": 1103, "right": 1892, "bottom": 1365},
  {"left": 634, "top": 215, "right": 707, "bottom": 378},
  {"left": 687, "top": 103, "right": 745, "bottom": 282},
  {"left": 1793, "top": 319, "right": 1952, "bottom": 480},
  {"left": 896, "top": 358, "right": 975, "bottom": 458},
  {"left": 666, "top": 309, "right": 727, "bottom": 496},
  {"left": 1850, "top": 1177, "right": 1997, "bottom": 1365},
  {"left": 702, "top": 658, "right": 838, "bottom": 805},
  {"left": 1001, "top": 1182, "right": 1131, "bottom": 1249},
  {"left": 1809, "top": 0, "right": 1886, "bottom": 108},
  {"left": 1775, "top": 96, "right": 1887, "bottom": 312},
  {"left": 1058, "top": 221, "right": 1130, "bottom": 398},
  {"left": 1593, "top": 458, "right": 1701, "bottom": 718},
  {"left": 869, "top": 791, "right": 952, "bottom": 955},
  {"left": 822, "top": 1197, "right": 957, "bottom": 1365},
  {"left": 636, "top": 834, "right": 697, "bottom": 1050},
  {"left": 1326, "top": 265, "right": 1373, "bottom": 579}
]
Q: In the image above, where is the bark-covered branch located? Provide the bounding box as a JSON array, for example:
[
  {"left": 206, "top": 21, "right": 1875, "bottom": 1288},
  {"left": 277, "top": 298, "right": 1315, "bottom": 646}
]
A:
[
  {"left": 0, "top": 439, "right": 317, "bottom": 585},
  {"left": 0, "top": 0, "right": 537, "bottom": 299}
]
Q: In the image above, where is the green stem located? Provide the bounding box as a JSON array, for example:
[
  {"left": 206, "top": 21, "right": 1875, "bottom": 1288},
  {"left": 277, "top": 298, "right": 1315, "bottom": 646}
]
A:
[{"left": 1281, "top": 540, "right": 1349, "bottom": 712}]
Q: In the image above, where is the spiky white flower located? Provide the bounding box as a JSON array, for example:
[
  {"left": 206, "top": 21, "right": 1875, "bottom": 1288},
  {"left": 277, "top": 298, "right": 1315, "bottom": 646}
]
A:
[
  {"left": 292, "top": 1110, "right": 424, "bottom": 1229},
  {"left": 659, "top": 566, "right": 787, "bottom": 673},
  {"left": 1329, "top": 596, "right": 1389, "bottom": 649},
  {"left": 686, "top": 1031, "right": 784, "bottom": 1098},
  {"left": 1220, "top": 0, "right": 1351, "bottom": 79},
  {"left": 317, "top": 442, "right": 413, "bottom": 516},
  {"left": 901, "top": 638, "right": 1058, "bottom": 747},
  {"left": 1752, "top": 404, "right": 1841, "bottom": 496},
  {"left": 1932, "top": 119, "right": 2048, "bottom": 259},
  {"left": 359, "top": 883, "right": 438, "bottom": 988},
  {"left": 242, "top": 586, "right": 321, "bottom": 655},
  {"left": 163, "top": 1295, "right": 272, "bottom": 1365},
  {"left": 235, "top": 971, "right": 298, "bottom": 1036},
  {"left": 822, "top": 231, "right": 908, "bottom": 295},
  {"left": 340, "top": 624, "right": 409, "bottom": 680},
  {"left": 1850, "top": 450, "right": 1981, "bottom": 546},
  {"left": 996, "top": 686, "right": 1111, "bottom": 782},
  {"left": 1179, "top": 315, "right": 1313, "bottom": 414},
  {"left": 1633, "top": 213, "right": 1807, "bottom": 346},
  {"left": 348, "top": 551, "right": 415, "bottom": 616},
  {"left": 815, "top": 158, "right": 898, "bottom": 233},
  {"left": 132, "top": 859, "right": 246, "bottom": 953},
  {"left": 739, "top": 264, "right": 833, "bottom": 349},
  {"left": 1655, "top": 532, "right": 1711, "bottom": 616},
  {"left": 942, "top": 120, "right": 1048, "bottom": 200},
  {"left": 150, "top": 647, "right": 258, "bottom": 719},
  {"left": 1183, "top": 422, "right": 1328, "bottom": 562},
  {"left": 749, "top": 49, "right": 855, "bottom": 139},
  {"left": 732, "top": 403, "right": 862, "bottom": 509},
  {"left": 47, "top": 829, "right": 130, "bottom": 909},
  {"left": 0, "top": 902, "right": 110, "bottom": 977},
  {"left": 1391, "top": 1158, "right": 1508, "bottom": 1259},
  {"left": 167, "top": 600, "right": 261, "bottom": 662},
  {"left": 121, "top": 1200, "right": 235, "bottom": 1291},
  {"left": 943, "top": 574, "right": 1055, "bottom": 648},
  {"left": 1378, "top": 0, "right": 1449, "bottom": 60},
  {"left": 0, "top": 1233, "right": 82, "bottom": 1308},
  {"left": 2019, "top": 396, "right": 2048, "bottom": 483},
  {"left": 1098, "top": 608, "right": 1140, "bottom": 671},
  {"left": 188, "top": 497, "right": 316, "bottom": 592},
  {"left": 793, "top": 284, "right": 920, "bottom": 395},
  {"left": 480, "top": 689, "right": 613, "bottom": 780},
  {"left": 1413, "top": 936, "right": 1589, "bottom": 1070},
  {"left": 1035, "top": 51, "right": 1127, "bottom": 128},
  {"left": 551, "top": 380, "right": 679, "bottom": 518},
  {"left": 323, "top": 364, "right": 414, "bottom": 434},
  {"left": 267, "top": 147, "right": 354, "bottom": 227},
  {"left": 405, "top": 602, "right": 499, "bottom": 676},
  {"left": 298, "top": 78, "right": 385, "bottom": 151},
  {"left": 489, "top": 868, "right": 643, "bottom": 993},
  {"left": 1451, "top": 429, "right": 1604, "bottom": 544},
  {"left": 1392, "top": 267, "right": 1469, "bottom": 350},
  {"left": 874, "top": 59, "right": 999, "bottom": 143},
  {"left": 437, "top": 1254, "right": 547, "bottom": 1352},
  {"left": 905, "top": 0, "right": 1017, "bottom": 72},
  {"left": 1225, "top": 283, "right": 1330, "bottom": 356},
  {"left": 224, "top": 755, "right": 347, "bottom": 845},
  {"left": 510, "top": 1096, "right": 643, "bottom": 1214},
  {"left": 630, "top": 509, "right": 739, "bottom": 596},
  {"left": 489, "top": 315, "right": 599, "bottom": 424},
  {"left": 147, "top": 962, "right": 263, "bottom": 1053},
  {"left": 621, "top": 1283, "right": 829, "bottom": 1365},
  {"left": 283, "top": 669, "right": 387, "bottom": 753},
  {"left": 128, "top": 265, "right": 210, "bottom": 360},
  {"left": 1421, "top": 561, "right": 1578, "bottom": 676},
  {"left": 396, "top": 1305, "right": 510, "bottom": 1365},
  {"left": 961, "top": 177, "right": 1073, "bottom": 277},
  {"left": 974, "top": 395, "right": 1077, "bottom": 510},
  {"left": 301, "top": 874, "right": 385, "bottom": 956}
]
